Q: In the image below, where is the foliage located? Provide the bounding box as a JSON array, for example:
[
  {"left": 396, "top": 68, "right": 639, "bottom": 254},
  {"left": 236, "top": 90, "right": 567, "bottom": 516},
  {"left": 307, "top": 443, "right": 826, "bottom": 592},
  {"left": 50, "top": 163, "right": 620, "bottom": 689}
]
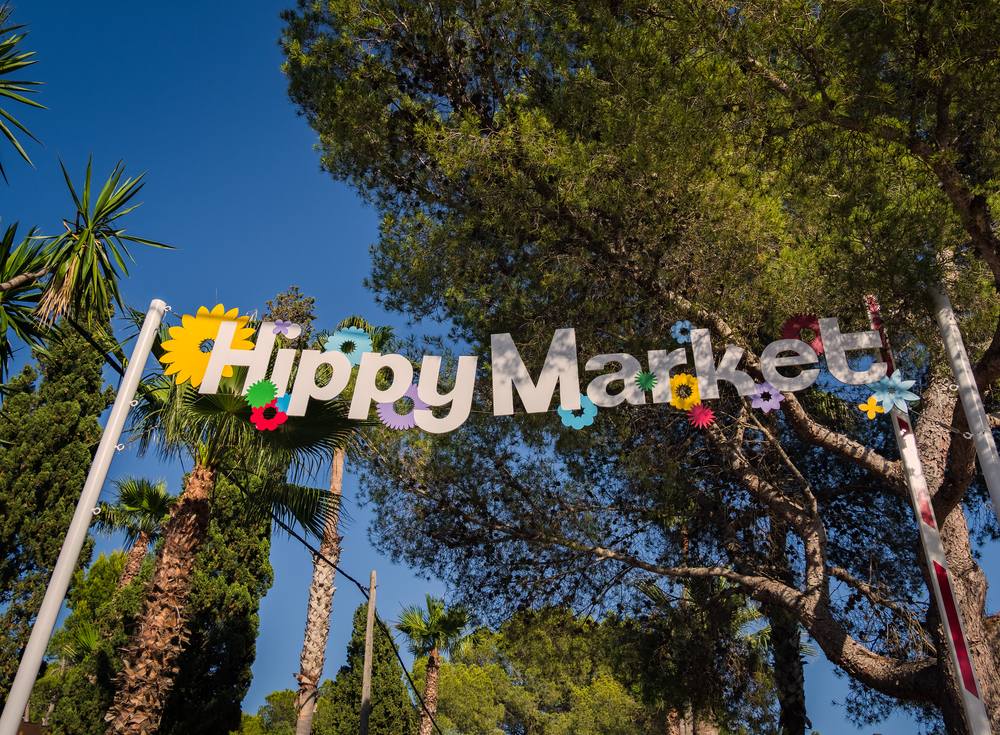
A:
[
  {"left": 45, "top": 552, "right": 126, "bottom": 659},
  {"left": 311, "top": 603, "right": 417, "bottom": 735},
  {"left": 265, "top": 286, "right": 316, "bottom": 352},
  {"left": 94, "top": 477, "right": 175, "bottom": 547},
  {"left": 42, "top": 474, "right": 274, "bottom": 734},
  {"left": 158, "top": 472, "right": 276, "bottom": 735},
  {"left": 396, "top": 595, "right": 470, "bottom": 658},
  {"left": 421, "top": 608, "right": 659, "bottom": 735},
  {"left": 282, "top": 1, "right": 1000, "bottom": 731},
  {"left": 0, "top": 323, "right": 112, "bottom": 701},
  {"left": 0, "top": 5, "right": 43, "bottom": 179}
]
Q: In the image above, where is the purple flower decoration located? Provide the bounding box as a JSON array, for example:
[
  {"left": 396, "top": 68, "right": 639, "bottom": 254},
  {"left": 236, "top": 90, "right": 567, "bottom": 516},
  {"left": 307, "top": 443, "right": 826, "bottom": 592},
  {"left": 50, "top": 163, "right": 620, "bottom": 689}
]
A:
[
  {"left": 751, "top": 381, "right": 784, "bottom": 413},
  {"left": 377, "top": 384, "right": 430, "bottom": 430},
  {"left": 272, "top": 319, "right": 294, "bottom": 335}
]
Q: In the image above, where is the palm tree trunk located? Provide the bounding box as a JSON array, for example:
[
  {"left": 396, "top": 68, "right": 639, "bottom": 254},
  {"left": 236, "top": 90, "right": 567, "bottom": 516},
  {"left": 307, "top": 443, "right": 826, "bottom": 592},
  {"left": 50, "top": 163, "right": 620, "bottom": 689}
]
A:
[
  {"left": 419, "top": 648, "right": 441, "bottom": 735},
  {"left": 104, "top": 463, "right": 214, "bottom": 735},
  {"left": 294, "top": 449, "right": 345, "bottom": 735},
  {"left": 117, "top": 529, "right": 152, "bottom": 591}
]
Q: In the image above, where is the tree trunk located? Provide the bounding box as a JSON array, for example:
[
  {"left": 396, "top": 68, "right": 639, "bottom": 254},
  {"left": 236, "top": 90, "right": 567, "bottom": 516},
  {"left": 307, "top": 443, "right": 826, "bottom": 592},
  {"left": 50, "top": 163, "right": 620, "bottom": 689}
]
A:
[
  {"left": 294, "top": 449, "right": 345, "bottom": 735},
  {"left": 117, "top": 529, "right": 152, "bottom": 591},
  {"left": 419, "top": 648, "right": 441, "bottom": 735},
  {"left": 103, "top": 463, "right": 214, "bottom": 735},
  {"left": 769, "top": 608, "right": 807, "bottom": 735}
]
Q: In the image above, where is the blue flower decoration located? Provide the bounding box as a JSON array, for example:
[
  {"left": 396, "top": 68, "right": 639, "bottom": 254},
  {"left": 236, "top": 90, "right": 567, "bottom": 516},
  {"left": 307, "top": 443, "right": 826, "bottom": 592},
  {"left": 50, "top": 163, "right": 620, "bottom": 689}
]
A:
[
  {"left": 324, "top": 327, "right": 373, "bottom": 367},
  {"left": 557, "top": 394, "right": 598, "bottom": 430},
  {"left": 274, "top": 394, "right": 291, "bottom": 413},
  {"left": 671, "top": 320, "right": 695, "bottom": 344},
  {"left": 867, "top": 372, "right": 919, "bottom": 413}
]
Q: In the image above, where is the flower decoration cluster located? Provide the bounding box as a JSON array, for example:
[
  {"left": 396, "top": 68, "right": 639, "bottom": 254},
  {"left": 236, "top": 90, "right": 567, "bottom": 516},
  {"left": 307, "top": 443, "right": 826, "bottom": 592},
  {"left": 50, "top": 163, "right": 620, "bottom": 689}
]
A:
[
  {"left": 160, "top": 304, "right": 254, "bottom": 388},
  {"left": 862, "top": 372, "right": 919, "bottom": 416},
  {"left": 558, "top": 394, "right": 598, "bottom": 430},
  {"left": 377, "top": 384, "right": 430, "bottom": 430},
  {"left": 245, "top": 379, "right": 289, "bottom": 431},
  {"left": 324, "top": 327, "right": 373, "bottom": 367}
]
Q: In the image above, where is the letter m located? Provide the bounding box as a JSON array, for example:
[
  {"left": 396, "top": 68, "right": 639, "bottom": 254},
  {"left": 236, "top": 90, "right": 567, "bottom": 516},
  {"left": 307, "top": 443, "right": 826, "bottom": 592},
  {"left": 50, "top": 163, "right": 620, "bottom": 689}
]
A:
[{"left": 491, "top": 329, "right": 581, "bottom": 416}]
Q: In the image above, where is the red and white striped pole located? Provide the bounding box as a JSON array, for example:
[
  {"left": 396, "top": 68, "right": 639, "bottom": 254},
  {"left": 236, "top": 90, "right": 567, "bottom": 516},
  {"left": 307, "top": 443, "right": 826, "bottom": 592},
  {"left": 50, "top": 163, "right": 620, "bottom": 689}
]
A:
[{"left": 866, "top": 297, "right": 992, "bottom": 733}]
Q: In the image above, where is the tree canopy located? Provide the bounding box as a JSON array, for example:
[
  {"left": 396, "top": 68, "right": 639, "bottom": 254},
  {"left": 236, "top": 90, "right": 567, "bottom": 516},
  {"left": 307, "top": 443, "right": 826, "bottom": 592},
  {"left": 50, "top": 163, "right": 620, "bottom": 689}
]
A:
[{"left": 282, "top": 1, "right": 1000, "bottom": 732}]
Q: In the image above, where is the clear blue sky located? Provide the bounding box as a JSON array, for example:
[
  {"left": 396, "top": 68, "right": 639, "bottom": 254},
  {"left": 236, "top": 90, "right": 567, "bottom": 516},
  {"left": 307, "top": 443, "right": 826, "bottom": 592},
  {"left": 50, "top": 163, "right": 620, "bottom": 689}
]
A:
[{"left": 3, "top": 3, "right": 985, "bottom": 732}]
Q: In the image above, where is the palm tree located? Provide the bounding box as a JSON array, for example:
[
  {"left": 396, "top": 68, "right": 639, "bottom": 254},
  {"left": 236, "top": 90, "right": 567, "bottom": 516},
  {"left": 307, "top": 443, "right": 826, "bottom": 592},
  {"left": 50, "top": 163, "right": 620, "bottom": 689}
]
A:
[
  {"left": 396, "top": 595, "right": 471, "bottom": 735},
  {"left": 293, "top": 315, "right": 394, "bottom": 735},
  {"left": 103, "top": 312, "right": 359, "bottom": 735},
  {"left": 92, "top": 477, "right": 176, "bottom": 591}
]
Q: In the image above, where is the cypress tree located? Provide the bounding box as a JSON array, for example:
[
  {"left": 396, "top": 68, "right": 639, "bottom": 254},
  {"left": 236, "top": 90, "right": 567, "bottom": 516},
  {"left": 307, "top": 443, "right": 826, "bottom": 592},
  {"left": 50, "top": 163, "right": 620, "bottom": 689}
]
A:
[
  {"left": 0, "top": 324, "right": 113, "bottom": 702},
  {"left": 158, "top": 473, "right": 275, "bottom": 735},
  {"left": 312, "top": 603, "right": 417, "bottom": 735}
]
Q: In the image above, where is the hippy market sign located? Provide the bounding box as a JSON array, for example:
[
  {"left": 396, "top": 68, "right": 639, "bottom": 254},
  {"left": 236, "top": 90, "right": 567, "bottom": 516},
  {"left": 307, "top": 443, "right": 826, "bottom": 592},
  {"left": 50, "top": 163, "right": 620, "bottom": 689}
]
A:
[{"left": 159, "top": 305, "right": 915, "bottom": 433}]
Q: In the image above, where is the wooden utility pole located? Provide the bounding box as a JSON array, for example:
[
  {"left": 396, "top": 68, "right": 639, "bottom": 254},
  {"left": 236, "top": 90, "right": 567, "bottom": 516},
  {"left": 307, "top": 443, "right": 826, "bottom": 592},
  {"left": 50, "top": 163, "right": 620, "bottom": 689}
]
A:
[{"left": 358, "top": 570, "right": 377, "bottom": 735}]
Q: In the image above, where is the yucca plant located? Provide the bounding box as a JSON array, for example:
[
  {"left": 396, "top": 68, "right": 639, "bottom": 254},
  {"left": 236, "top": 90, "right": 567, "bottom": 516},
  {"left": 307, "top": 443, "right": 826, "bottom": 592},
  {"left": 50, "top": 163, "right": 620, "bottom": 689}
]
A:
[
  {"left": 0, "top": 6, "right": 43, "bottom": 181},
  {"left": 33, "top": 156, "right": 171, "bottom": 325}
]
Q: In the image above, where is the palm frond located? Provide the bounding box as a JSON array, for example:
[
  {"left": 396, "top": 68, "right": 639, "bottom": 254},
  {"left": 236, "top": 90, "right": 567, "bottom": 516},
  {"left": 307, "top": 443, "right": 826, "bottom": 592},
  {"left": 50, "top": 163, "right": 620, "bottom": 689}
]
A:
[{"left": 0, "top": 7, "right": 44, "bottom": 181}]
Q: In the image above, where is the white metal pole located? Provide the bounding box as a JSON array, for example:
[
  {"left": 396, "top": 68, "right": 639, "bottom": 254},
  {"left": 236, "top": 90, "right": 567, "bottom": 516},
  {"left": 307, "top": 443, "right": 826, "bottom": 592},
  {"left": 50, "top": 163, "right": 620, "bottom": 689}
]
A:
[
  {"left": 928, "top": 284, "right": 1000, "bottom": 530},
  {"left": 0, "top": 299, "right": 166, "bottom": 735}
]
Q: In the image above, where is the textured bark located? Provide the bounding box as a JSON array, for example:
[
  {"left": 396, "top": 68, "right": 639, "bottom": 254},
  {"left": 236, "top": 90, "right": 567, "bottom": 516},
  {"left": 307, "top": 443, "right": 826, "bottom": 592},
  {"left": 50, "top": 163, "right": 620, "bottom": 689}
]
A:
[
  {"left": 294, "top": 449, "right": 345, "bottom": 735},
  {"left": 117, "top": 529, "right": 152, "bottom": 592},
  {"left": 419, "top": 648, "right": 441, "bottom": 735},
  {"left": 103, "top": 463, "right": 214, "bottom": 735},
  {"left": 769, "top": 608, "right": 807, "bottom": 735}
]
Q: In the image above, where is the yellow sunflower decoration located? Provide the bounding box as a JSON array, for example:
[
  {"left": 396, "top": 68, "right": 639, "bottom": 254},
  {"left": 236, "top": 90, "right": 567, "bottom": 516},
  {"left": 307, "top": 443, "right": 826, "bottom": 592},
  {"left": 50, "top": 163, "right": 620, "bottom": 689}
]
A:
[
  {"left": 669, "top": 373, "right": 701, "bottom": 411},
  {"left": 160, "top": 304, "right": 255, "bottom": 387}
]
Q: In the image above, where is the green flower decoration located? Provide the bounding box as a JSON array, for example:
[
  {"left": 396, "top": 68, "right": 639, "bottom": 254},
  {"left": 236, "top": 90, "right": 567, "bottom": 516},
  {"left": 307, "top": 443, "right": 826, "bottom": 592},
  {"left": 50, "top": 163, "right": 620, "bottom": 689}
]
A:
[
  {"left": 635, "top": 371, "right": 657, "bottom": 391},
  {"left": 245, "top": 379, "right": 278, "bottom": 409}
]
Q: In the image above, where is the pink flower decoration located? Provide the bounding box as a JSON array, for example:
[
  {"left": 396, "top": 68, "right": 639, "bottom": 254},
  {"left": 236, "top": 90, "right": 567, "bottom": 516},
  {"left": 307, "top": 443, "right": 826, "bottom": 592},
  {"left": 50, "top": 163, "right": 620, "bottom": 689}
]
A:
[
  {"left": 377, "top": 383, "right": 430, "bottom": 430},
  {"left": 687, "top": 404, "right": 715, "bottom": 429},
  {"left": 251, "top": 399, "right": 288, "bottom": 431},
  {"left": 751, "top": 382, "right": 785, "bottom": 413},
  {"left": 781, "top": 314, "right": 824, "bottom": 355}
]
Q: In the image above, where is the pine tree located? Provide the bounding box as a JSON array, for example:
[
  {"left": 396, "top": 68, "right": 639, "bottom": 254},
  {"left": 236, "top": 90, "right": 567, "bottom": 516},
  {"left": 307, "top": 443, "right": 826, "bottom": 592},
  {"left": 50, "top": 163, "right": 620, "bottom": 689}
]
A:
[
  {"left": 312, "top": 603, "right": 417, "bottom": 735},
  {"left": 282, "top": 2, "right": 1000, "bottom": 730},
  {"left": 0, "top": 323, "right": 113, "bottom": 700}
]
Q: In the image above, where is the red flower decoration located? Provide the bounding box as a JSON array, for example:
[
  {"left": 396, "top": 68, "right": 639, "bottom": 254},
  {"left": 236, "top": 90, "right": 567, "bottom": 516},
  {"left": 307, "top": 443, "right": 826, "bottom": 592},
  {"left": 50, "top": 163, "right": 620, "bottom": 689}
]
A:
[
  {"left": 251, "top": 399, "right": 287, "bottom": 431},
  {"left": 687, "top": 404, "right": 715, "bottom": 429},
  {"left": 781, "top": 314, "right": 824, "bottom": 355}
]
